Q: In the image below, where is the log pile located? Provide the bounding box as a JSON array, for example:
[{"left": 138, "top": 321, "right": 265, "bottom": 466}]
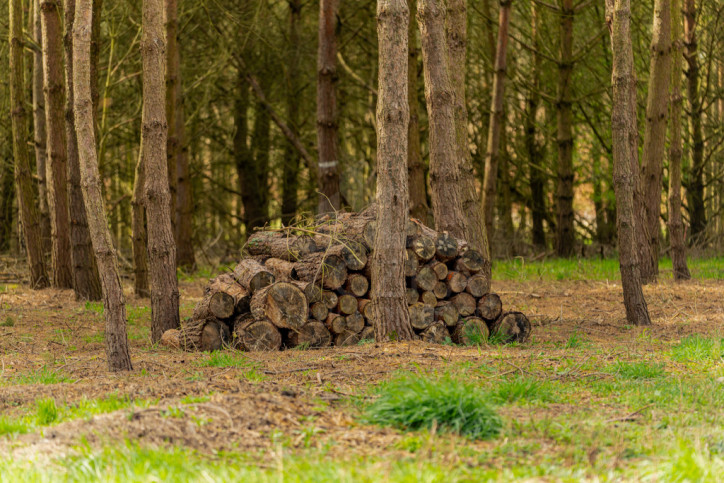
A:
[{"left": 168, "top": 206, "right": 531, "bottom": 351}]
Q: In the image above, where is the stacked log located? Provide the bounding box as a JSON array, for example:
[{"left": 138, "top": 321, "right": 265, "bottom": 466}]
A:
[{"left": 170, "top": 207, "right": 530, "bottom": 351}]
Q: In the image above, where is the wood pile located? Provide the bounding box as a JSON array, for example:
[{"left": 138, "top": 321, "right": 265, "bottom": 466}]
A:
[{"left": 164, "top": 206, "right": 531, "bottom": 351}]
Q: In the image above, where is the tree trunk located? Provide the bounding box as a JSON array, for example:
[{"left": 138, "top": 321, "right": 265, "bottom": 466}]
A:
[
  {"left": 282, "top": 0, "right": 302, "bottom": 225},
  {"left": 131, "top": 151, "right": 149, "bottom": 297},
  {"left": 9, "top": 0, "right": 50, "bottom": 288},
  {"left": 41, "top": 0, "right": 73, "bottom": 288},
  {"left": 64, "top": 0, "right": 102, "bottom": 301},
  {"left": 639, "top": 0, "right": 671, "bottom": 282},
  {"left": 372, "top": 0, "right": 415, "bottom": 342},
  {"left": 527, "top": 3, "right": 546, "bottom": 249},
  {"left": 142, "top": 0, "right": 180, "bottom": 342},
  {"left": 317, "top": 0, "right": 341, "bottom": 214},
  {"left": 407, "top": 0, "right": 430, "bottom": 223},
  {"left": 249, "top": 99, "right": 271, "bottom": 229},
  {"left": 32, "top": 0, "right": 51, "bottom": 249},
  {"left": 608, "top": 0, "right": 651, "bottom": 326},
  {"left": 481, "top": 0, "right": 512, "bottom": 244},
  {"left": 73, "top": 0, "right": 132, "bottom": 370},
  {"left": 683, "top": 0, "right": 704, "bottom": 241},
  {"left": 418, "top": 0, "right": 490, "bottom": 293},
  {"left": 667, "top": 0, "right": 691, "bottom": 280},
  {"left": 0, "top": 154, "right": 14, "bottom": 253},
  {"left": 555, "top": 0, "right": 575, "bottom": 257}
]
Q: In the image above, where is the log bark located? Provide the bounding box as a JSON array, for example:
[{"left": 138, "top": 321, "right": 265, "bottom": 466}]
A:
[
  {"left": 250, "top": 282, "right": 307, "bottom": 330},
  {"left": 408, "top": 302, "right": 434, "bottom": 330},
  {"left": 335, "top": 330, "right": 360, "bottom": 347},
  {"left": 405, "top": 288, "right": 419, "bottom": 305},
  {"left": 435, "top": 302, "right": 459, "bottom": 327},
  {"left": 192, "top": 274, "right": 250, "bottom": 321},
  {"left": 327, "top": 241, "right": 368, "bottom": 270},
  {"left": 453, "top": 317, "right": 489, "bottom": 345},
  {"left": 491, "top": 311, "right": 531, "bottom": 343},
  {"left": 404, "top": 249, "right": 419, "bottom": 276},
  {"left": 477, "top": 292, "right": 502, "bottom": 321},
  {"left": 264, "top": 257, "right": 297, "bottom": 281},
  {"left": 233, "top": 314, "right": 281, "bottom": 351},
  {"left": 233, "top": 259, "right": 275, "bottom": 293},
  {"left": 247, "top": 232, "right": 317, "bottom": 261},
  {"left": 32, "top": 0, "right": 51, "bottom": 252},
  {"left": 287, "top": 321, "right": 331, "bottom": 348},
  {"left": 421, "top": 321, "right": 449, "bottom": 344},
  {"left": 160, "top": 328, "right": 181, "bottom": 350},
  {"left": 294, "top": 252, "right": 347, "bottom": 290},
  {"left": 345, "top": 273, "right": 369, "bottom": 297},
  {"left": 451, "top": 292, "right": 476, "bottom": 316}
]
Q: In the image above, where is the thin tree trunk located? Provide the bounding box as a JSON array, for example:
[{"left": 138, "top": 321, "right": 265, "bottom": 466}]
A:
[
  {"left": 250, "top": 100, "right": 271, "bottom": 229},
  {"left": 73, "top": 0, "right": 132, "bottom": 370},
  {"left": 639, "top": 0, "right": 671, "bottom": 282},
  {"left": 10, "top": 0, "right": 50, "bottom": 288},
  {"left": 527, "top": 3, "right": 546, "bottom": 249},
  {"left": 418, "top": 0, "right": 490, "bottom": 292},
  {"left": 317, "top": 0, "right": 341, "bottom": 213},
  {"left": 407, "top": 0, "right": 430, "bottom": 224},
  {"left": 282, "top": 0, "right": 302, "bottom": 226},
  {"left": 668, "top": 0, "right": 691, "bottom": 280},
  {"left": 65, "top": 0, "right": 102, "bottom": 301},
  {"left": 41, "top": 0, "right": 73, "bottom": 288},
  {"left": 142, "top": 0, "right": 180, "bottom": 342},
  {"left": 555, "top": 0, "right": 575, "bottom": 257},
  {"left": 32, "top": 0, "right": 51, "bottom": 249},
  {"left": 373, "top": 0, "right": 415, "bottom": 342},
  {"left": 91, "top": 0, "right": 102, "bottom": 136},
  {"left": 608, "top": 0, "right": 651, "bottom": 325},
  {"left": 683, "top": 0, "right": 704, "bottom": 241},
  {"left": 165, "top": 0, "right": 179, "bottom": 233},
  {"left": 131, "top": 150, "right": 149, "bottom": 297},
  {"left": 0, "top": 155, "right": 14, "bottom": 253},
  {"left": 481, "top": 0, "right": 512, "bottom": 244}
]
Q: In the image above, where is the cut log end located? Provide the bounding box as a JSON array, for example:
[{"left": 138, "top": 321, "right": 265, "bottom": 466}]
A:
[
  {"left": 421, "top": 321, "right": 450, "bottom": 344},
  {"left": 409, "top": 302, "right": 434, "bottom": 330},
  {"left": 235, "top": 319, "right": 282, "bottom": 351},
  {"left": 477, "top": 293, "right": 503, "bottom": 321},
  {"left": 250, "top": 282, "right": 308, "bottom": 330},
  {"left": 288, "top": 321, "right": 331, "bottom": 348},
  {"left": 453, "top": 318, "right": 489, "bottom": 346},
  {"left": 492, "top": 311, "right": 531, "bottom": 343},
  {"left": 451, "top": 292, "right": 476, "bottom": 317}
]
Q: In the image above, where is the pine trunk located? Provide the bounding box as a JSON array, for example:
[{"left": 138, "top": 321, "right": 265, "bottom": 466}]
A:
[
  {"left": 32, "top": 0, "right": 51, "bottom": 249},
  {"left": 131, "top": 151, "right": 150, "bottom": 297},
  {"left": 527, "top": 4, "right": 546, "bottom": 249},
  {"left": 282, "top": 0, "right": 302, "bottom": 225}
]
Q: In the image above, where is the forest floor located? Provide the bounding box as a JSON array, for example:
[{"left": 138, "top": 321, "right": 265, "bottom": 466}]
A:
[{"left": 0, "top": 257, "right": 723, "bottom": 481}]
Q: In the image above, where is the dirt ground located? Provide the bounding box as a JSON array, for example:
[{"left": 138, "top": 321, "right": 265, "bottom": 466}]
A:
[{"left": 1, "top": 269, "right": 722, "bottom": 463}]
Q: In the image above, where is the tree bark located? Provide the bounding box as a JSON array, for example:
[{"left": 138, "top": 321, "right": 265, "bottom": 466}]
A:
[
  {"left": 555, "top": 0, "right": 575, "bottom": 257},
  {"left": 481, "top": 0, "right": 512, "bottom": 244},
  {"left": 131, "top": 150, "right": 150, "bottom": 297},
  {"left": 32, "top": 0, "right": 51, "bottom": 249},
  {"left": 165, "top": 0, "right": 179, "bottom": 231},
  {"left": 41, "top": 0, "right": 73, "bottom": 288},
  {"left": 282, "top": 0, "right": 302, "bottom": 225},
  {"left": 407, "top": 0, "right": 430, "bottom": 223},
  {"left": 608, "top": 0, "right": 651, "bottom": 326},
  {"left": 316, "top": 0, "right": 341, "bottom": 214},
  {"left": 683, "top": 0, "right": 704, "bottom": 241},
  {"left": 372, "top": 0, "right": 415, "bottom": 342},
  {"left": 65, "top": 0, "right": 102, "bottom": 301},
  {"left": 667, "top": 0, "right": 691, "bottom": 280},
  {"left": 418, "top": 0, "right": 490, "bottom": 293},
  {"left": 639, "top": 0, "right": 671, "bottom": 283},
  {"left": 527, "top": 3, "right": 546, "bottom": 249},
  {"left": 9, "top": 0, "right": 50, "bottom": 288},
  {"left": 142, "top": 0, "right": 180, "bottom": 342},
  {"left": 74, "top": 0, "right": 133, "bottom": 370}
]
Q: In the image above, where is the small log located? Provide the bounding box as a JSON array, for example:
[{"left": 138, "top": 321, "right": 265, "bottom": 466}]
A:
[
  {"left": 345, "top": 273, "right": 369, "bottom": 297},
  {"left": 446, "top": 271, "right": 468, "bottom": 293},
  {"left": 192, "top": 274, "right": 250, "bottom": 321},
  {"left": 203, "top": 319, "right": 230, "bottom": 351},
  {"left": 465, "top": 274, "right": 487, "bottom": 298},
  {"left": 406, "top": 218, "right": 421, "bottom": 240},
  {"left": 428, "top": 260, "right": 449, "bottom": 280},
  {"left": 234, "top": 314, "right": 282, "bottom": 351},
  {"left": 491, "top": 311, "right": 531, "bottom": 343},
  {"left": 408, "top": 302, "right": 434, "bottom": 330},
  {"left": 232, "top": 259, "right": 275, "bottom": 293},
  {"left": 328, "top": 241, "right": 368, "bottom": 270},
  {"left": 455, "top": 249, "right": 486, "bottom": 273},
  {"left": 294, "top": 252, "right": 347, "bottom": 290},
  {"left": 404, "top": 249, "right": 419, "bottom": 277},
  {"left": 405, "top": 288, "right": 420, "bottom": 305},
  {"left": 264, "top": 257, "right": 297, "bottom": 281},
  {"left": 414, "top": 266, "right": 437, "bottom": 292},
  {"left": 310, "top": 302, "right": 329, "bottom": 321},
  {"left": 435, "top": 302, "right": 460, "bottom": 327},
  {"left": 410, "top": 235, "right": 435, "bottom": 261},
  {"left": 325, "top": 313, "right": 347, "bottom": 334},
  {"left": 359, "top": 326, "right": 375, "bottom": 341},
  {"left": 250, "top": 282, "right": 308, "bottom": 330},
  {"left": 345, "top": 312, "right": 365, "bottom": 333},
  {"left": 361, "top": 300, "right": 377, "bottom": 323},
  {"left": 477, "top": 293, "right": 503, "bottom": 321},
  {"left": 180, "top": 317, "right": 228, "bottom": 351},
  {"left": 287, "top": 321, "right": 331, "bottom": 348},
  {"left": 421, "top": 321, "right": 450, "bottom": 344},
  {"left": 246, "top": 232, "right": 317, "bottom": 261},
  {"left": 451, "top": 292, "right": 476, "bottom": 316},
  {"left": 435, "top": 232, "right": 459, "bottom": 261},
  {"left": 160, "top": 329, "right": 181, "bottom": 350},
  {"left": 322, "top": 291, "right": 338, "bottom": 310},
  {"left": 433, "top": 281, "right": 449, "bottom": 299},
  {"left": 337, "top": 294, "right": 358, "bottom": 315},
  {"left": 421, "top": 291, "right": 437, "bottom": 307},
  {"left": 292, "top": 281, "right": 323, "bottom": 304},
  {"left": 335, "top": 330, "right": 361, "bottom": 347},
  {"left": 363, "top": 220, "right": 377, "bottom": 248},
  {"left": 453, "top": 317, "right": 489, "bottom": 346}
]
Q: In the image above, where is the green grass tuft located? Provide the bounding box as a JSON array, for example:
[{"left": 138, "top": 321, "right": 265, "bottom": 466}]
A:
[
  {"left": 4, "top": 366, "right": 73, "bottom": 386},
  {"left": 0, "top": 316, "right": 14, "bottom": 327},
  {"left": 35, "top": 398, "right": 59, "bottom": 425},
  {"left": 363, "top": 374, "right": 502, "bottom": 440},
  {"left": 608, "top": 361, "right": 666, "bottom": 380},
  {"left": 196, "top": 351, "right": 251, "bottom": 368},
  {"left": 0, "top": 416, "right": 28, "bottom": 436},
  {"left": 671, "top": 335, "right": 724, "bottom": 362},
  {"left": 490, "top": 376, "right": 555, "bottom": 403}
]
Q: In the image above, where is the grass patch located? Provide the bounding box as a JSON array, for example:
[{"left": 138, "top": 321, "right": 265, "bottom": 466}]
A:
[
  {"left": 608, "top": 361, "right": 666, "bottom": 380},
  {"left": 671, "top": 335, "right": 724, "bottom": 362},
  {"left": 363, "top": 373, "right": 502, "bottom": 440},
  {"left": 35, "top": 398, "right": 59, "bottom": 425},
  {"left": 195, "top": 351, "right": 251, "bottom": 368},
  {"left": 2, "top": 366, "right": 73, "bottom": 386},
  {"left": 0, "top": 416, "right": 29, "bottom": 436},
  {"left": 1, "top": 316, "right": 14, "bottom": 327},
  {"left": 490, "top": 376, "right": 556, "bottom": 404}
]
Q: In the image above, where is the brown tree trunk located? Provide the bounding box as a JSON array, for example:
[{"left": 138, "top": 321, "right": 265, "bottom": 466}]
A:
[
  {"left": 555, "top": 0, "right": 575, "bottom": 257},
  {"left": 683, "top": 0, "right": 704, "bottom": 241},
  {"left": 9, "top": 0, "right": 50, "bottom": 288},
  {"left": 282, "top": 0, "right": 302, "bottom": 225},
  {"left": 407, "top": 0, "right": 430, "bottom": 223},
  {"left": 142, "top": 0, "right": 180, "bottom": 342},
  {"left": 481, "top": 0, "right": 512, "bottom": 244},
  {"left": 608, "top": 0, "right": 651, "bottom": 326},
  {"left": 316, "top": 0, "right": 341, "bottom": 214},
  {"left": 418, "top": 0, "right": 490, "bottom": 293},
  {"left": 527, "top": 3, "right": 546, "bottom": 249},
  {"left": 41, "top": 0, "right": 73, "bottom": 288},
  {"left": 372, "top": 0, "right": 415, "bottom": 342},
  {"left": 32, "top": 0, "right": 51, "bottom": 249},
  {"left": 64, "top": 0, "right": 102, "bottom": 301},
  {"left": 0, "top": 153, "right": 14, "bottom": 253},
  {"left": 668, "top": 0, "right": 691, "bottom": 280},
  {"left": 131, "top": 151, "right": 149, "bottom": 297},
  {"left": 73, "top": 0, "right": 133, "bottom": 370}
]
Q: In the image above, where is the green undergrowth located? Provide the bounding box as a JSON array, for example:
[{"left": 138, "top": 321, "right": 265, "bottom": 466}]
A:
[{"left": 0, "top": 366, "right": 73, "bottom": 387}]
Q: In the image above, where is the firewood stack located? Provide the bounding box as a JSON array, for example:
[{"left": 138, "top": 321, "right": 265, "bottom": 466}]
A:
[{"left": 165, "top": 206, "right": 531, "bottom": 351}]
